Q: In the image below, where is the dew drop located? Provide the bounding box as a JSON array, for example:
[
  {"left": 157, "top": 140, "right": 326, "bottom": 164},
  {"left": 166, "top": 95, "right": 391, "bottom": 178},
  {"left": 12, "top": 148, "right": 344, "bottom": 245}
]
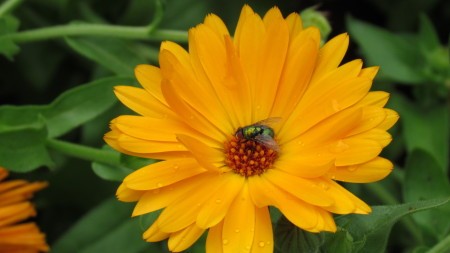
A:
[
  {"left": 223, "top": 239, "right": 229, "bottom": 245},
  {"left": 173, "top": 164, "right": 179, "bottom": 171},
  {"left": 215, "top": 199, "right": 222, "bottom": 204},
  {"left": 266, "top": 241, "right": 271, "bottom": 245},
  {"left": 256, "top": 105, "right": 261, "bottom": 110},
  {"left": 331, "top": 175, "right": 336, "bottom": 180},
  {"left": 297, "top": 140, "right": 305, "bottom": 146},
  {"left": 245, "top": 245, "right": 251, "bottom": 250},
  {"left": 332, "top": 99, "right": 340, "bottom": 112},
  {"left": 347, "top": 166, "right": 357, "bottom": 172},
  {"left": 258, "top": 241, "right": 265, "bottom": 247},
  {"left": 156, "top": 182, "right": 163, "bottom": 188},
  {"left": 319, "top": 182, "right": 330, "bottom": 190},
  {"left": 235, "top": 229, "right": 240, "bottom": 233}
]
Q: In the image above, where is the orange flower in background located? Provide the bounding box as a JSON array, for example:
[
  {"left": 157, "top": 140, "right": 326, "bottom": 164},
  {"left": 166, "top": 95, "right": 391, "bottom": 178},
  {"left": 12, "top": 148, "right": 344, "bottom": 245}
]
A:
[
  {"left": 105, "top": 5, "right": 398, "bottom": 253},
  {"left": 0, "top": 167, "right": 49, "bottom": 252}
]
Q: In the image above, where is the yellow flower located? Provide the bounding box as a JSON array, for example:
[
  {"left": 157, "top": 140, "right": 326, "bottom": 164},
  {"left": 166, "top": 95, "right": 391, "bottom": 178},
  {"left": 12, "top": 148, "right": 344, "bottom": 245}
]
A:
[
  {"left": 105, "top": 5, "right": 399, "bottom": 252},
  {"left": 0, "top": 167, "right": 49, "bottom": 252}
]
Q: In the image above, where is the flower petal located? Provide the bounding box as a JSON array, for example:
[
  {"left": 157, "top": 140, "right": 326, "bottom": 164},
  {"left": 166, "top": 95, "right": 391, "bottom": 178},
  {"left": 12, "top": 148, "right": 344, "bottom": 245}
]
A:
[
  {"left": 271, "top": 27, "right": 319, "bottom": 118},
  {"left": 250, "top": 206, "right": 273, "bottom": 253},
  {"left": 222, "top": 184, "right": 255, "bottom": 253},
  {"left": 168, "top": 223, "right": 205, "bottom": 252},
  {"left": 116, "top": 183, "right": 144, "bottom": 202},
  {"left": 310, "top": 33, "right": 349, "bottom": 83},
  {"left": 143, "top": 218, "right": 170, "bottom": 242},
  {"left": 124, "top": 158, "right": 206, "bottom": 190},
  {"left": 157, "top": 173, "right": 224, "bottom": 233},
  {"left": 378, "top": 108, "right": 399, "bottom": 130},
  {"left": 274, "top": 151, "right": 334, "bottom": 178},
  {"left": 114, "top": 86, "right": 172, "bottom": 118},
  {"left": 329, "top": 157, "right": 393, "bottom": 183},
  {"left": 177, "top": 134, "right": 224, "bottom": 171},
  {"left": 134, "top": 64, "right": 166, "bottom": 104},
  {"left": 196, "top": 174, "right": 244, "bottom": 228},
  {"left": 206, "top": 221, "right": 224, "bottom": 253},
  {"left": 264, "top": 169, "right": 334, "bottom": 207},
  {"left": 332, "top": 138, "right": 382, "bottom": 166},
  {"left": 285, "top": 12, "right": 303, "bottom": 39}
]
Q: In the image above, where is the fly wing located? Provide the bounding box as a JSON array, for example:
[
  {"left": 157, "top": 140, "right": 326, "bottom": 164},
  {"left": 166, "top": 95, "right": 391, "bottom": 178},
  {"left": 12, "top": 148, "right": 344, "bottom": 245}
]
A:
[{"left": 254, "top": 134, "right": 280, "bottom": 152}]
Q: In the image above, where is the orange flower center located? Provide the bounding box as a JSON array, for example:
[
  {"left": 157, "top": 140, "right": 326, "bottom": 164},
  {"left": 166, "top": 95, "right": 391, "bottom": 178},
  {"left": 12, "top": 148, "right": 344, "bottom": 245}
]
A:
[{"left": 224, "top": 136, "right": 278, "bottom": 177}]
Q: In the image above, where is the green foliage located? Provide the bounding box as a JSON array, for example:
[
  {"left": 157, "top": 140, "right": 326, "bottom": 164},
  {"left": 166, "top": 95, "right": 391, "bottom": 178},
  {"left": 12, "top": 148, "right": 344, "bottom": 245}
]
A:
[
  {"left": 0, "top": 15, "right": 19, "bottom": 60},
  {"left": 275, "top": 198, "right": 450, "bottom": 253}
]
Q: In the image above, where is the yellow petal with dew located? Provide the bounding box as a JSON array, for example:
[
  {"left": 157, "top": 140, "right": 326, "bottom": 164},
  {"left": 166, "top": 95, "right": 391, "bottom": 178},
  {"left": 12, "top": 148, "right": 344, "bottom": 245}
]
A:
[
  {"left": 253, "top": 11, "right": 289, "bottom": 120},
  {"left": 332, "top": 138, "right": 382, "bottom": 166},
  {"left": 206, "top": 221, "right": 224, "bottom": 253},
  {"left": 250, "top": 207, "right": 273, "bottom": 253},
  {"left": 347, "top": 106, "right": 386, "bottom": 136},
  {"left": 271, "top": 28, "right": 319, "bottom": 118},
  {"left": 328, "top": 157, "right": 393, "bottom": 183},
  {"left": 161, "top": 80, "right": 227, "bottom": 142},
  {"left": 124, "top": 158, "right": 206, "bottom": 190},
  {"left": 117, "top": 134, "right": 186, "bottom": 153},
  {"left": 157, "top": 173, "right": 224, "bottom": 233},
  {"left": 197, "top": 174, "right": 244, "bottom": 228},
  {"left": 378, "top": 108, "right": 399, "bottom": 130},
  {"left": 357, "top": 91, "right": 390, "bottom": 107},
  {"left": 222, "top": 184, "right": 255, "bottom": 253},
  {"left": 264, "top": 169, "right": 334, "bottom": 207},
  {"left": 168, "top": 223, "right": 205, "bottom": 252},
  {"left": 116, "top": 183, "right": 144, "bottom": 202}
]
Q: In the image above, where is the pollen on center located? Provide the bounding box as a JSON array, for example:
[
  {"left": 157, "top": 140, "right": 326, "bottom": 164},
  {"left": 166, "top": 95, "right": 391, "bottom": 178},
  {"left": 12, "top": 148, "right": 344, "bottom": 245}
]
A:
[{"left": 224, "top": 136, "right": 278, "bottom": 177}]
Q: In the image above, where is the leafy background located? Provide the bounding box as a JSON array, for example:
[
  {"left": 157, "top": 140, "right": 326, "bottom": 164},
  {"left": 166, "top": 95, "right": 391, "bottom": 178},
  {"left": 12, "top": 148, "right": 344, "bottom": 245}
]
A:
[{"left": 0, "top": 0, "right": 449, "bottom": 252}]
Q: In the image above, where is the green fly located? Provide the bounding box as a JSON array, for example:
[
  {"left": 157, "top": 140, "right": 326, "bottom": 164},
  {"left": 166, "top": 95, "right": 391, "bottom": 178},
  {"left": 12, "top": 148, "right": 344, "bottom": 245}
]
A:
[{"left": 235, "top": 117, "right": 281, "bottom": 152}]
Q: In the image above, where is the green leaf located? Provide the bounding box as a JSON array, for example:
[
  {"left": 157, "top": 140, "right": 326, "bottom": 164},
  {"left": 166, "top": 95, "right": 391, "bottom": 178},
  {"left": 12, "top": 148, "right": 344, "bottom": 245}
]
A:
[
  {"left": 0, "top": 15, "right": 20, "bottom": 60},
  {"left": 44, "top": 76, "right": 134, "bottom": 137},
  {"left": 92, "top": 148, "right": 158, "bottom": 181},
  {"left": 335, "top": 198, "right": 450, "bottom": 253},
  {"left": 390, "top": 93, "right": 449, "bottom": 170},
  {"left": 418, "top": 14, "right": 441, "bottom": 51},
  {"left": 322, "top": 228, "right": 356, "bottom": 253},
  {"left": 52, "top": 197, "right": 158, "bottom": 253},
  {"left": 0, "top": 76, "right": 134, "bottom": 138},
  {"left": 403, "top": 149, "right": 450, "bottom": 240},
  {"left": 65, "top": 36, "right": 148, "bottom": 76},
  {"left": 0, "top": 116, "right": 54, "bottom": 172},
  {"left": 274, "top": 216, "right": 324, "bottom": 253},
  {"left": 346, "top": 16, "right": 425, "bottom": 84}
]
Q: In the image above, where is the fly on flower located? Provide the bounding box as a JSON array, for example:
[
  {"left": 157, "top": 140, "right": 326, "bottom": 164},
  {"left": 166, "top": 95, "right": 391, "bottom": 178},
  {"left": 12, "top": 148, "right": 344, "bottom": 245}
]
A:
[{"left": 235, "top": 117, "right": 281, "bottom": 152}]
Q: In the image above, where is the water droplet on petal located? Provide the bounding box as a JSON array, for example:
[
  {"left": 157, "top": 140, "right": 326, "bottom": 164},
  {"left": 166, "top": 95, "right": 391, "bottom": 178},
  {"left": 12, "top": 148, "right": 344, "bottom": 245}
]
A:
[
  {"left": 319, "top": 182, "right": 329, "bottom": 190},
  {"left": 266, "top": 241, "right": 271, "bottom": 245},
  {"left": 297, "top": 140, "right": 305, "bottom": 146},
  {"left": 235, "top": 229, "right": 240, "bottom": 233},
  {"left": 223, "top": 239, "right": 229, "bottom": 245},
  {"left": 347, "top": 166, "right": 357, "bottom": 172},
  {"left": 331, "top": 175, "right": 336, "bottom": 180},
  {"left": 245, "top": 245, "right": 251, "bottom": 250},
  {"left": 332, "top": 99, "right": 340, "bottom": 112},
  {"left": 215, "top": 199, "right": 222, "bottom": 204},
  {"left": 258, "top": 241, "right": 265, "bottom": 247},
  {"left": 156, "top": 182, "right": 163, "bottom": 188},
  {"left": 256, "top": 105, "right": 261, "bottom": 110},
  {"left": 173, "top": 164, "right": 179, "bottom": 171}
]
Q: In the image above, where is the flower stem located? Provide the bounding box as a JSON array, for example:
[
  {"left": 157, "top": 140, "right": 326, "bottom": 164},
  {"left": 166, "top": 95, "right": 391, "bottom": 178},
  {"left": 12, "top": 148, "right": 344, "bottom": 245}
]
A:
[
  {"left": 0, "top": 0, "right": 23, "bottom": 17},
  {"left": 427, "top": 233, "right": 450, "bottom": 253},
  {"left": 46, "top": 139, "right": 121, "bottom": 167},
  {"left": 365, "top": 183, "right": 424, "bottom": 244},
  {"left": 3, "top": 24, "right": 188, "bottom": 43}
]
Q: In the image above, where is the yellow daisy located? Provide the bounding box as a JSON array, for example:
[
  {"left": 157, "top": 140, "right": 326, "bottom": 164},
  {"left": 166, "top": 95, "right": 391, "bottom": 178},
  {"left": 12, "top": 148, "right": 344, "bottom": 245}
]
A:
[
  {"left": 105, "top": 5, "right": 399, "bottom": 252},
  {"left": 0, "top": 167, "right": 49, "bottom": 252}
]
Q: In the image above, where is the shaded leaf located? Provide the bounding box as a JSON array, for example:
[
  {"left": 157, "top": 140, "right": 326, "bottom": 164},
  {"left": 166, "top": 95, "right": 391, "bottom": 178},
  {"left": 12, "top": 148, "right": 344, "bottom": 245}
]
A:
[
  {"left": 0, "top": 76, "right": 134, "bottom": 138},
  {"left": 403, "top": 149, "right": 450, "bottom": 240},
  {"left": 0, "top": 15, "right": 20, "bottom": 60},
  {"left": 389, "top": 93, "right": 449, "bottom": 170},
  {"left": 52, "top": 197, "right": 158, "bottom": 253},
  {"left": 275, "top": 216, "right": 324, "bottom": 253},
  {"left": 65, "top": 36, "right": 148, "bottom": 76},
  {"left": 0, "top": 116, "right": 53, "bottom": 172},
  {"left": 336, "top": 198, "right": 450, "bottom": 253},
  {"left": 417, "top": 14, "right": 441, "bottom": 51},
  {"left": 346, "top": 16, "right": 425, "bottom": 84}
]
